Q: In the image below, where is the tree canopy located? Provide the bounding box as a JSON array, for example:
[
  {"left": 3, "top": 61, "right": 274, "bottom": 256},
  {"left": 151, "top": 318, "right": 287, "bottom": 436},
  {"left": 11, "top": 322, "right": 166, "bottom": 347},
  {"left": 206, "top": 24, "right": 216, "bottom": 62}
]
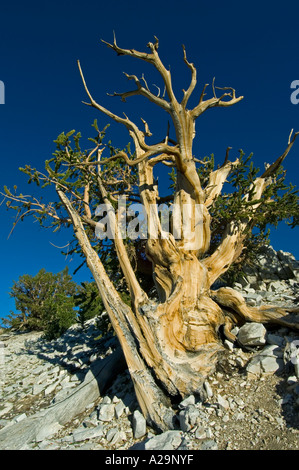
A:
[
  {"left": 2, "top": 269, "right": 106, "bottom": 340},
  {"left": 3, "top": 268, "right": 77, "bottom": 338}
]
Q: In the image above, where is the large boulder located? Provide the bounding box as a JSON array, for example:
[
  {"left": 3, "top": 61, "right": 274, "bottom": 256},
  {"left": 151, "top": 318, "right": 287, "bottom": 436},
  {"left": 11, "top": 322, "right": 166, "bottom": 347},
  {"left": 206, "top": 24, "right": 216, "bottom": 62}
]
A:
[
  {"left": 237, "top": 323, "right": 267, "bottom": 347},
  {"left": 246, "top": 345, "right": 285, "bottom": 376}
]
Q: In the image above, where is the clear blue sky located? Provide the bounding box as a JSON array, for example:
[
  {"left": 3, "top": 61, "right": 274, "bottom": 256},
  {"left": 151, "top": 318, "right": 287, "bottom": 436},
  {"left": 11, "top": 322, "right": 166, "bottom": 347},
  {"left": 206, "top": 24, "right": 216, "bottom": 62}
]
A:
[{"left": 0, "top": 0, "right": 298, "bottom": 320}]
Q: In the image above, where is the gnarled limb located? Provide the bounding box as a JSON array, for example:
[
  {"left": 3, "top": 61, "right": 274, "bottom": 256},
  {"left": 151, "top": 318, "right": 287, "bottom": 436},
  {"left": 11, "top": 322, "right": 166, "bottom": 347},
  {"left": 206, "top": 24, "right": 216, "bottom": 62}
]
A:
[
  {"left": 204, "top": 149, "right": 239, "bottom": 208},
  {"left": 99, "top": 35, "right": 243, "bottom": 190},
  {"left": 191, "top": 83, "right": 244, "bottom": 119},
  {"left": 203, "top": 220, "right": 246, "bottom": 285},
  {"left": 5, "top": 37, "right": 298, "bottom": 434},
  {"left": 57, "top": 186, "right": 176, "bottom": 431},
  {"left": 211, "top": 287, "right": 299, "bottom": 331},
  {"left": 95, "top": 155, "right": 148, "bottom": 311},
  {"left": 261, "top": 129, "right": 299, "bottom": 178},
  {"left": 102, "top": 34, "right": 177, "bottom": 107},
  {"left": 181, "top": 45, "right": 197, "bottom": 109},
  {"left": 204, "top": 130, "right": 299, "bottom": 285},
  {"left": 107, "top": 71, "right": 171, "bottom": 112}
]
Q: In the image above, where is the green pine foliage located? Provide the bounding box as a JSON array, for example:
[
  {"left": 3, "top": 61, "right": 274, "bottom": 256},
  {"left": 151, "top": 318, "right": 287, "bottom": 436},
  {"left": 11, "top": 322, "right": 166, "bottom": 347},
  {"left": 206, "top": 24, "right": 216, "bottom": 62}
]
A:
[
  {"left": 1, "top": 123, "right": 298, "bottom": 320},
  {"left": 2, "top": 268, "right": 108, "bottom": 340},
  {"left": 42, "top": 292, "right": 77, "bottom": 340},
  {"left": 168, "top": 149, "right": 298, "bottom": 284},
  {"left": 3, "top": 268, "right": 78, "bottom": 338},
  {"left": 75, "top": 281, "right": 104, "bottom": 326},
  {"left": 199, "top": 150, "right": 299, "bottom": 283}
]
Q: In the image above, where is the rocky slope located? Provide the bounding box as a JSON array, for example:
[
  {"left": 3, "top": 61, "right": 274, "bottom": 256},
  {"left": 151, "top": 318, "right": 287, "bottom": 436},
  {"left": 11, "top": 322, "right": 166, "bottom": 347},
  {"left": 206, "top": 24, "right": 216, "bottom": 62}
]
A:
[{"left": 0, "top": 246, "right": 298, "bottom": 450}]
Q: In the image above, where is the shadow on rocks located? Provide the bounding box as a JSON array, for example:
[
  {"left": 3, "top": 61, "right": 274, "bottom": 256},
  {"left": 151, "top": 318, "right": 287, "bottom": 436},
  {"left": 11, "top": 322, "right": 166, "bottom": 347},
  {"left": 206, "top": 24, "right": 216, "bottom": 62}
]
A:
[{"left": 275, "top": 347, "right": 299, "bottom": 431}]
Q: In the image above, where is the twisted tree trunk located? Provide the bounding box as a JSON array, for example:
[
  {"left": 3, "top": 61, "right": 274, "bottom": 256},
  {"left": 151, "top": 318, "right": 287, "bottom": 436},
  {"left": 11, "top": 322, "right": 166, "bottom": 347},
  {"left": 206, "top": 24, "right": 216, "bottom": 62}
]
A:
[
  {"left": 58, "top": 181, "right": 298, "bottom": 431},
  {"left": 63, "top": 38, "right": 298, "bottom": 429},
  {"left": 59, "top": 37, "right": 299, "bottom": 430},
  {"left": 2, "top": 35, "right": 299, "bottom": 434}
]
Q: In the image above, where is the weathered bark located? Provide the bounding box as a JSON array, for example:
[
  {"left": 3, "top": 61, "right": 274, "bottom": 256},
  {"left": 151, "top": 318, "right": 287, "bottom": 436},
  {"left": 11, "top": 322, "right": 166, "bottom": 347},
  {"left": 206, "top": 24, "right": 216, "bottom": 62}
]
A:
[
  {"left": 73, "top": 38, "right": 299, "bottom": 428},
  {"left": 59, "top": 189, "right": 299, "bottom": 415},
  {"left": 2, "top": 37, "right": 299, "bottom": 435},
  {"left": 211, "top": 287, "right": 299, "bottom": 332},
  {"left": 57, "top": 187, "right": 176, "bottom": 431}
]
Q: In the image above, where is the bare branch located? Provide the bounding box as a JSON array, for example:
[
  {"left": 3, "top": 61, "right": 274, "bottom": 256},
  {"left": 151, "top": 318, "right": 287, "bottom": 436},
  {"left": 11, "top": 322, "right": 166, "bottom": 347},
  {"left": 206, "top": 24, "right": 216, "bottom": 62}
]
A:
[
  {"left": 192, "top": 80, "right": 244, "bottom": 119},
  {"left": 141, "top": 74, "right": 150, "bottom": 91},
  {"left": 101, "top": 33, "right": 155, "bottom": 62},
  {"left": 222, "top": 146, "right": 233, "bottom": 167},
  {"left": 261, "top": 130, "right": 299, "bottom": 178},
  {"left": 101, "top": 34, "right": 178, "bottom": 106},
  {"left": 288, "top": 128, "right": 295, "bottom": 145},
  {"left": 93, "top": 157, "right": 148, "bottom": 307},
  {"left": 181, "top": 45, "right": 197, "bottom": 109},
  {"left": 140, "top": 118, "right": 152, "bottom": 137},
  {"left": 152, "top": 35, "right": 159, "bottom": 51},
  {"left": 78, "top": 60, "right": 147, "bottom": 149},
  {"left": 212, "top": 77, "right": 216, "bottom": 98},
  {"left": 199, "top": 83, "right": 209, "bottom": 103},
  {"left": 82, "top": 151, "right": 93, "bottom": 219},
  {"left": 56, "top": 185, "right": 132, "bottom": 311},
  {"left": 152, "top": 84, "right": 161, "bottom": 97},
  {"left": 83, "top": 183, "right": 92, "bottom": 219},
  {"left": 78, "top": 60, "right": 179, "bottom": 163},
  {"left": 80, "top": 37, "right": 242, "bottom": 213},
  {"left": 204, "top": 154, "right": 239, "bottom": 208},
  {"left": 148, "top": 153, "right": 176, "bottom": 167},
  {"left": 49, "top": 241, "right": 71, "bottom": 249},
  {"left": 204, "top": 131, "right": 299, "bottom": 282},
  {"left": 74, "top": 145, "right": 177, "bottom": 168},
  {"left": 108, "top": 72, "right": 171, "bottom": 111}
]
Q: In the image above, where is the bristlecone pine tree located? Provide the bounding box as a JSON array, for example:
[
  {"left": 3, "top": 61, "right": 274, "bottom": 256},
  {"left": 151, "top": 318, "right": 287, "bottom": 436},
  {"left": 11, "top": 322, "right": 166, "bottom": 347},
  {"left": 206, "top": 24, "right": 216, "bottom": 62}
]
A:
[{"left": 2, "top": 36, "right": 299, "bottom": 431}]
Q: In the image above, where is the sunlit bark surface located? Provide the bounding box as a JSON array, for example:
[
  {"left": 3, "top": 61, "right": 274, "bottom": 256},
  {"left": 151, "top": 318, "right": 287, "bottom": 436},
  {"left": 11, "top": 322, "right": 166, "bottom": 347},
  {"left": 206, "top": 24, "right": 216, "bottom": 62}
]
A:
[{"left": 43, "top": 37, "right": 299, "bottom": 430}]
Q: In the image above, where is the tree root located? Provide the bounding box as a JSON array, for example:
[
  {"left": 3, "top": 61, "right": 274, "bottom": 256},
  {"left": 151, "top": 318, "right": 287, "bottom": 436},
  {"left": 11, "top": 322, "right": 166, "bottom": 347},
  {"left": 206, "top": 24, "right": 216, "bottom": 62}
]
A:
[{"left": 211, "top": 287, "right": 299, "bottom": 336}]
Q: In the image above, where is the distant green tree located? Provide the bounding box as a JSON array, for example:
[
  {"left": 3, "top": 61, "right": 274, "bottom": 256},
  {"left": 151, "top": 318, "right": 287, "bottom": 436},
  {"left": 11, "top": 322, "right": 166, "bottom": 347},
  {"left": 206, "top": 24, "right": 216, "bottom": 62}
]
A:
[
  {"left": 4, "top": 267, "right": 78, "bottom": 338},
  {"left": 42, "top": 292, "right": 77, "bottom": 340}
]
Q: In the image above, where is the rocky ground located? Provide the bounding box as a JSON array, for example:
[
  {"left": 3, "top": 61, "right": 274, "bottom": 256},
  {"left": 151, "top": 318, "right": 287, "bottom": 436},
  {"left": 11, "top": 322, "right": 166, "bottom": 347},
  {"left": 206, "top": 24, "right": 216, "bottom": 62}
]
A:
[{"left": 0, "top": 246, "right": 298, "bottom": 451}]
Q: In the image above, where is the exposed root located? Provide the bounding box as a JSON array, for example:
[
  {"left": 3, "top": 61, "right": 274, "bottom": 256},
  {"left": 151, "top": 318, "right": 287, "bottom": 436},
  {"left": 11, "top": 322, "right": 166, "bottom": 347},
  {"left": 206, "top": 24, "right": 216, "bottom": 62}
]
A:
[
  {"left": 211, "top": 287, "right": 299, "bottom": 331},
  {"left": 223, "top": 315, "right": 238, "bottom": 342}
]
